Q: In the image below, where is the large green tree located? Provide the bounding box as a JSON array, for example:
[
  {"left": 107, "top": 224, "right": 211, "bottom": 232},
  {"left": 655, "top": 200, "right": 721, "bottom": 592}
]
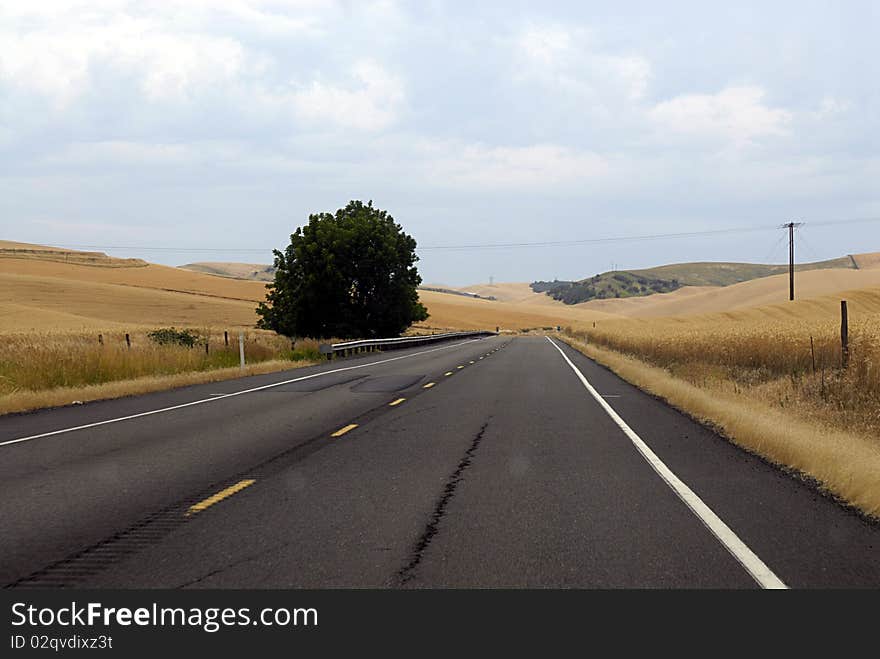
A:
[{"left": 257, "top": 200, "right": 429, "bottom": 338}]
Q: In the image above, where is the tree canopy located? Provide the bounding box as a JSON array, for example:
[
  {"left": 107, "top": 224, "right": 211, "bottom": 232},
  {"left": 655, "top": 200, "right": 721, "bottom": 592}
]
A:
[{"left": 257, "top": 200, "right": 429, "bottom": 338}]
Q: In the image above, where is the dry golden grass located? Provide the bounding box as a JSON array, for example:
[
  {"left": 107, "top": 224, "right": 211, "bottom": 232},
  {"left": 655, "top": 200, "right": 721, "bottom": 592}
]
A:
[
  {"left": 0, "top": 329, "right": 323, "bottom": 415},
  {"left": 561, "top": 337, "right": 880, "bottom": 517},
  {"left": 0, "top": 359, "right": 316, "bottom": 416},
  {"left": 0, "top": 240, "right": 71, "bottom": 252},
  {"left": 0, "top": 272, "right": 262, "bottom": 332},
  {"left": 853, "top": 253, "right": 880, "bottom": 270},
  {"left": 1, "top": 329, "right": 288, "bottom": 391},
  {"left": 0, "top": 242, "right": 259, "bottom": 332},
  {"left": 0, "top": 239, "right": 148, "bottom": 267},
  {"left": 0, "top": 257, "right": 266, "bottom": 301},
  {"left": 570, "top": 289, "right": 880, "bottom": 435}
]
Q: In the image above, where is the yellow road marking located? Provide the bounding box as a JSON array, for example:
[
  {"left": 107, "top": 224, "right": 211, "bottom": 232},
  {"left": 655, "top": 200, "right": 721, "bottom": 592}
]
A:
[
  {"left": 479, "top": 356, "right": 484, "bottom": 360},
  {"left": 457, "top": 365, "right": 465, "bottom": 369},
  {"left": 445, "top": 371, "right": 453, "bottom": 376},
  {"left": 469, "top": 360, "right": 475, "bottom": 364},
  {"left": 186, "top": 479, "right": 255, "bottom": 517},
  {"left": 331, "top": 423, "right": 358, "bottom": 437},
  {"left": 389, "top": 398, "right": 406, "bottom": 406},
  {"left": 423, "top": 382, "right": 436, "bottom": 389}
]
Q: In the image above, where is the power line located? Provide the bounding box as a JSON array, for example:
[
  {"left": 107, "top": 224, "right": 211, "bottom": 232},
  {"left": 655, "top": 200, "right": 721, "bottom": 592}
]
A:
[
  {"left": 31, "top": 226, "right": 778, "bottom": 253},
  {"left": 419, "top": 225, "right": 776, "bottom": 250},
  {"left": 28, "top": 217, "right": 880, "bottom": 255},
  {"left": 760, "top": 230, "right": 789, "bottom": 265},
  {"left": 418, "top": 217, "right": 880, "bottom": 251}
]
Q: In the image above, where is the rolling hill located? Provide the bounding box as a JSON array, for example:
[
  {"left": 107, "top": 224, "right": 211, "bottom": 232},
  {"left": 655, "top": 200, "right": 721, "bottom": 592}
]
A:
[
  {"left": 0, "top": 240, "right": 147, "bottom": 267},
  {"left": 532, "top": 255, "right": 864, "bottom": 305},
  {"left": 4, "top": 240, "right": 880, "bottom": 335},
  {"left": 631, "top": 256, "right": 857, "bottom": 287},
  {"left": 0, "top": 241, "right": 612, "bottom": 333},
  {"left": 179, "top": 262, "right": 275, "bottom": 281}
]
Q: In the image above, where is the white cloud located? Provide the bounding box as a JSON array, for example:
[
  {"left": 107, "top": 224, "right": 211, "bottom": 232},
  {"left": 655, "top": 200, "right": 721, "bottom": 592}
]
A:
[
  {"left": 290, "top": 60, "right": 405, "bottom": 131},
  {"left": 813, "top": 95, "right": 851, "bottom": 119},
  {"left": 519, "top": 25, "right": 574, "bottom": 66},
  {"left": 422, "top": 141, "right": 609, "bottom": 189},
  {"left": 0, "top": 17, "right": 249, "bottom": 106},
  {"left": 0, "top": 1, "right": 330, "bottom": 107},
  {"left": 649, "top": 85, "right": 793, "bottom": 145},
  {"left": 45, "top": 141, "right": 197, "bottom": 166},
  {"left": 515, "top": 24, "right": 651, "bottom": 102}
]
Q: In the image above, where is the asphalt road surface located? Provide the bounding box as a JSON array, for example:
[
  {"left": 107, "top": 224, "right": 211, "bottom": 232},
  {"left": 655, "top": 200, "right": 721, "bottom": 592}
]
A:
[{"left": 1, "top": 335, "right": 878, "bottom": 589}]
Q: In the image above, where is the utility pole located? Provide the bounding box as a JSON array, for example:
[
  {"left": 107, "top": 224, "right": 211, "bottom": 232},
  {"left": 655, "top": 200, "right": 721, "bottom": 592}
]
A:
[{"left": 781, "top": 221, "right": 803, "bottom": 301}]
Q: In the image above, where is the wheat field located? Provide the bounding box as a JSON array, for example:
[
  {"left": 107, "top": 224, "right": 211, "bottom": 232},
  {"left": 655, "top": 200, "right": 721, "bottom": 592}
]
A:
[{"left": 568, "top": 291, "right": 880, "bottom": 436}]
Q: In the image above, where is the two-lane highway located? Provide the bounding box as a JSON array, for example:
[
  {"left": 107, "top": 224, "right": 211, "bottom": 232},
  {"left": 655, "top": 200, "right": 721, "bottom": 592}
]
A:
[{"left": 2, "top": 336, "right": 878, "bottom": 588}]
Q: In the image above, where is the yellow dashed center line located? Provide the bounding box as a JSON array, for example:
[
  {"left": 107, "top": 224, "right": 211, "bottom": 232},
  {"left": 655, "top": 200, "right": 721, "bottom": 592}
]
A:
[
  {"left": 389, "top": 398, "right": 406, "bottom": 406},
  {"left": 186, "top": 479, "right": 255, "bottom": 517},
  {"left": 445, "top": 371, "right": 453, "bottom": 376},
  {"left": 457, "top": 365, "right": 465, "bottom": 369},
  {"left": 423, "top": 382, "right": 436, "bottom": 389},
  {"left": 331, "top": 423, "right": 358, "bottom": 437},
  {"left": 469, "top": 360, "right": 475, "bottom": 364}
]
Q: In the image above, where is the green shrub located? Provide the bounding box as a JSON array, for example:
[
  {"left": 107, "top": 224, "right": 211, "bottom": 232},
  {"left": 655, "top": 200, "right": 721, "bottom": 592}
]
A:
[{"left": 147, "top": 327, "right": 201, "bottom": 348}]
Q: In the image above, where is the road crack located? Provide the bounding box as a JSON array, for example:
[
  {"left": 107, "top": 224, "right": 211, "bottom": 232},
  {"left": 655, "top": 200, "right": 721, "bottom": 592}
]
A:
[{"left": 396, "top": 420, "right": 489, "bottom": 585}]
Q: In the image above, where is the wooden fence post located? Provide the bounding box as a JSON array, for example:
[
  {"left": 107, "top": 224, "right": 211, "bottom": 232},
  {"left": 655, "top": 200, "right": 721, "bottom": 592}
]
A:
[
  {"left": 98, "top": 333, "right": 103, "bottom": 346},
  {"left": 840, "top": 300, "right": 849, "bottom": 368},
  {"left": 224, "top": 331, "right": 229, "bottom": 347},
  {"left": 125, "top": 333, "right": 131, "bottom": 349},
  {"left": 810, "top": 335, "right": 816, "bottom": 373}
]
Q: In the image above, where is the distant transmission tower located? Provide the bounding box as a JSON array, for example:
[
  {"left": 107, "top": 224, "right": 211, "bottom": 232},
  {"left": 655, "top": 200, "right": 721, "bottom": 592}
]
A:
[{"left": 781, "top": 221, "right": 804, "bottom": 300}]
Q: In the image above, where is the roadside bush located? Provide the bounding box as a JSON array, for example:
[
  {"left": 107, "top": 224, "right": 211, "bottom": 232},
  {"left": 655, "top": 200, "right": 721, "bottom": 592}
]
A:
[{"left": 147, "top": 327, "right": 201, "bottom": 348}]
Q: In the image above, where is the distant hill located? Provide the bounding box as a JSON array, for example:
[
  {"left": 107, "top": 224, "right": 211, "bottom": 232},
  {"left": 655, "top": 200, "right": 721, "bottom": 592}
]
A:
[
  {"left": 0, "top": 240, "right": 147, "bottom": 268},
  {"left": 179, "top": 262, "right": 275, "bottom": 282},
  {"left": 418, "top": 286, "right": 496, "bottom": 301},
  {"left": 533, "top": 271, "right": 682, "bottom": 304},
  {"left": 631, "top": 256, "right": 855, "bottom": 287},
  {"left": 532, "top": 255, "right": 862, "bottom": 305}
]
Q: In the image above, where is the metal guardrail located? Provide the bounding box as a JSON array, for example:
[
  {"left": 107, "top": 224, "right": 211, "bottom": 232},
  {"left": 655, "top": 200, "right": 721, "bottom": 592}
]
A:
[{"left": 319, "top": 330, "right": 496, "bottom": 359}]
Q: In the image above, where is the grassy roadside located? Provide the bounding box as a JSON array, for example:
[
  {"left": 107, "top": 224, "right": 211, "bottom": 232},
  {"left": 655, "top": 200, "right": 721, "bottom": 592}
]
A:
[
  {"left": 0, "top": 329, "right": 325, "bottom": 416},
  {"left": 0, "top": 359, "right": 319, "bottom": 416},
  {"left": 559, "top": 334, "right": 880, "bottom": 519}
]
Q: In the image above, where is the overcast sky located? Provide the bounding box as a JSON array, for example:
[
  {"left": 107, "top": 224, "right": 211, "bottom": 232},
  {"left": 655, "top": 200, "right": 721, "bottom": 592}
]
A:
[{"left": 2, "top": 1, "right": 878, "bottom": 285}]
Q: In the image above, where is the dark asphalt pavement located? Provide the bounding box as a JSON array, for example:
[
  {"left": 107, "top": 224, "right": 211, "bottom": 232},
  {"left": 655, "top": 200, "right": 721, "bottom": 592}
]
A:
[{"left": 1, "top": 335, "right": 877, "bottom": 588}]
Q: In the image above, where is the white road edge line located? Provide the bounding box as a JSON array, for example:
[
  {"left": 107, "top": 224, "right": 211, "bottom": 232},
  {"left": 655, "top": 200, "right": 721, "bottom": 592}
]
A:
[
  {"left": 545, "top": 337, "right": 787, "bottom": 590},
  {"left": 0, "top": 338, "right": 487, "bottom": 448}
]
